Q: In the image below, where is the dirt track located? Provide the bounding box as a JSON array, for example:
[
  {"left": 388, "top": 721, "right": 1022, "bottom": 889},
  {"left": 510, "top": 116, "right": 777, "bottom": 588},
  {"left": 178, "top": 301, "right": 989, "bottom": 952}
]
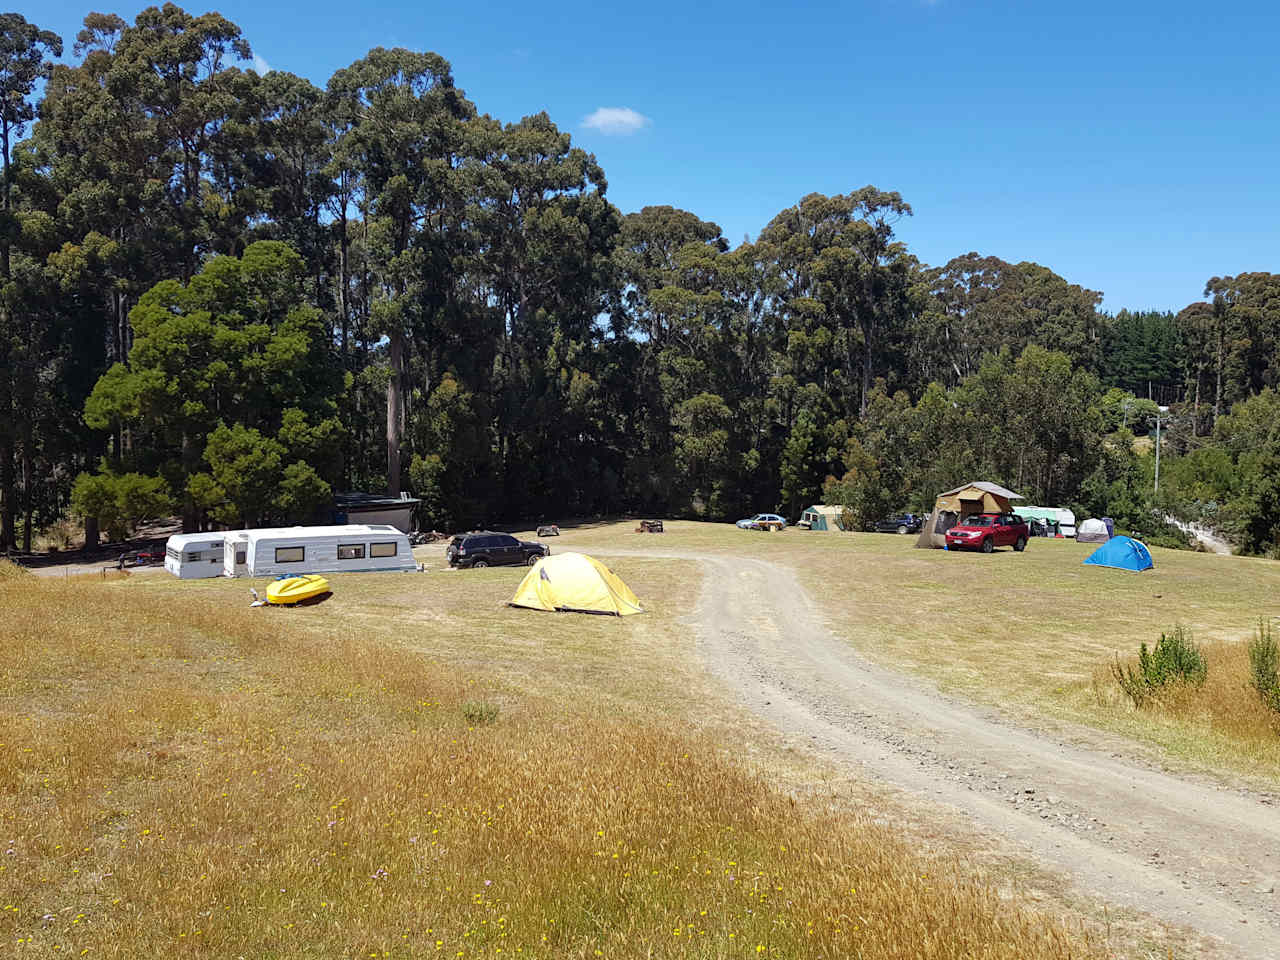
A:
[{"left": 599, "top": 547, "right": 1280, "bottom": 958}]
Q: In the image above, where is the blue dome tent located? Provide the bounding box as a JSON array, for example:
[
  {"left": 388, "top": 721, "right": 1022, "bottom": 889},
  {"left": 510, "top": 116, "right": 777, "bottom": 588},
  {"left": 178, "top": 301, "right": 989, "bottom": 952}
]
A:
[{"left": 1082, "top": 535, "right": 1154, "bottom": 572}]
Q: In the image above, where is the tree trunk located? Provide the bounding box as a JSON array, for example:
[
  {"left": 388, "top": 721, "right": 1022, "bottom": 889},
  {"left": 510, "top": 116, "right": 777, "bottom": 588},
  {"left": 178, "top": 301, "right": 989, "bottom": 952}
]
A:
[
  {"left": 0, "top": 439, "right": 13, "bottom": 552},
  {"left": 21, "top": 434, "right": 32, "bottom": 554},
  {"left": 1192, "top": 366, "right": 1201, "bottom": 437},
  {"left": 859, "top": 319, "right": 873, "bottom": 418},
  {"left": 386, "top": 330, "right": 403, "bottom": 496},
  {"left": 0, "top": 122, "right": 11, "bottom": 552},
  {"left": 181, "top": 432, "right": 196, "bottom": 532},
  {"left": 1214, "top": 325, "right": 1223, "bottom": 424},
  {"left": 84, "top": 514, "right": 99, "bottom": 551}
]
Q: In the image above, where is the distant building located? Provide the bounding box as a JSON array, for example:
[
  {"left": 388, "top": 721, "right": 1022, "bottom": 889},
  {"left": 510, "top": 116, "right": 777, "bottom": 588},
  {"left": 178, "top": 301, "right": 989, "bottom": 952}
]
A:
[{"left": 331, "top": 492, "right": 420, "bottom": 533}]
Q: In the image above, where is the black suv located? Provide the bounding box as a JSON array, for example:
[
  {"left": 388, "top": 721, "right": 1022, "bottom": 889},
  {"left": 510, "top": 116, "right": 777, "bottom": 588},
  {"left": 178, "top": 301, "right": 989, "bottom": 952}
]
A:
[
  {"left": 871, "top": 513, "right": 922, "bottom": 534},
  {"left": 446, "top": 531, "right": 549, "bottom": 568}
]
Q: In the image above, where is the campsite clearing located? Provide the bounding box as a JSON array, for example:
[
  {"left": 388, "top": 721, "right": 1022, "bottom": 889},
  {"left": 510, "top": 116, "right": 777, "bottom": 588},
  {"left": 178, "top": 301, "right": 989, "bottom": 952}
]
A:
[
  {"left": 551, "top": 521, "right": 1280, "bottom": 787},
  {"left": 517, "top": 523, "right": 1280, "bottom": 956},
  {"left": 7, "top": 527, "right": 1280, "bottom": 957},
  {"left": 0, "top": 558, "right": 1131, "bottom": 960}
]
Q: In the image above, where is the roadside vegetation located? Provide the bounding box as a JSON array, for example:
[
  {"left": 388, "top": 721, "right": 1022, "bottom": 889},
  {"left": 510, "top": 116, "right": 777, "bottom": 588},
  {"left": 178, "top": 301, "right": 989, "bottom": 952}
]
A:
[
  {"left": 1099, "top": 627, "right": 1280, "bottom": 767},
  {"left": 0, "top": 569, "right": 1107, "bottom": 959}
]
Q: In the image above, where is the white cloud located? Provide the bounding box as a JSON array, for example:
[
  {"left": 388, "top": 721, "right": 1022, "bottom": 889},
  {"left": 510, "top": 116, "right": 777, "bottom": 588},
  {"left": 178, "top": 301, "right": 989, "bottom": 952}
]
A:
[
  {"left": 582, "top": 106, "right": 651, "bottom": 136},
  {"left": 250, "top": 53, "right": 271, "bottom": 75}
]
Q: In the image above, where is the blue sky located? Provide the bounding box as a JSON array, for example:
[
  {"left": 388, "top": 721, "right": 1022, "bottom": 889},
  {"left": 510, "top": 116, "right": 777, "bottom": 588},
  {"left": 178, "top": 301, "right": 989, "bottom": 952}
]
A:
[{"left": 35, "top": 0, "right": 1280, "bottom": 310}]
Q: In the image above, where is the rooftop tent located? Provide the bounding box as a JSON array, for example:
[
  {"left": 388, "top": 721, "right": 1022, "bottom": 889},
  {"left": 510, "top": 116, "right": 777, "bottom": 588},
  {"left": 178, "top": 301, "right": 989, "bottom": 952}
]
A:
[
  {"left": 509, "top": 552, "right": 644, "bottom": 616},
  {"left": 1077, "top": 517, "right": 1110, "bottom": 543},
  {"left": 800, "top": 505, "right": 845, "bottom": 531},
  {"left": 1083, "top": 535, "right": 1153, "bottom": 572},
  {"left": 916, "top": 481, "right": 1023, "bottom": 548}
]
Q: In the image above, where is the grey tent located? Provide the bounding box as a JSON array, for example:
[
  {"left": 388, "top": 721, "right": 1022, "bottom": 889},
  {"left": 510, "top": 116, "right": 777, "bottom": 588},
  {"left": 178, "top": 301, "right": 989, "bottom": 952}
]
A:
[{"left": 1077, "top": 517, "right": 1110, "bottom": 543}]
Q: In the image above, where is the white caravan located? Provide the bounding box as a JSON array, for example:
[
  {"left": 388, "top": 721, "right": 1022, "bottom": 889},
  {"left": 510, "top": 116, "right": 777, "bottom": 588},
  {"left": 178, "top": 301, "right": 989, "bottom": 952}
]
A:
[
  {"left": 164, "top": 531, "right": 243, "bottom": 579},
  {"left": 1056, "top": 508, "right": 1078, "bottom": 538},
  {"left": 222, "top": 524, "right": 416, "bottom": 578}
]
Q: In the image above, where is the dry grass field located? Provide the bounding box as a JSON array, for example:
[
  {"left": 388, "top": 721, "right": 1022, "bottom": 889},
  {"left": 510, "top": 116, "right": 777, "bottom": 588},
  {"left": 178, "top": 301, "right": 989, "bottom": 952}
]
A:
[
  {"left": 550, "top": 522, "right": 1280, "bottom": 787},
  {"left": 0, "top": 558, "right": 1109, "bottom": 959}
]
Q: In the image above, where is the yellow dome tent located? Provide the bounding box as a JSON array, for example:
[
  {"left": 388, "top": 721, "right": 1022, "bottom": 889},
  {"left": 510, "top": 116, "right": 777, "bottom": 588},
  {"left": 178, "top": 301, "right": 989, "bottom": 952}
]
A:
[{"left": 509, "top": 552, "right": 644, "bottom": 616}]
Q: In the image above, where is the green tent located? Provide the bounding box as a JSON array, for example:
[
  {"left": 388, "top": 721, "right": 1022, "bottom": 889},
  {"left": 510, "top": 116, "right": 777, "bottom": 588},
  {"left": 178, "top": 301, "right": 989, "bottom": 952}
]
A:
[
  {"left": 799, "top": 505, "right": 846, "bottom": 531},
  {"left": 1014, "top": 505, "right": 1061, "bottom": 535}
]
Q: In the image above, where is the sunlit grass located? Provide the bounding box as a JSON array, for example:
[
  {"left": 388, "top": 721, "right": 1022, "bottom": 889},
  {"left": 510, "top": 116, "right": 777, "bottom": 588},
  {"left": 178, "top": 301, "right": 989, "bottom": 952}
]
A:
[
  {"left": 537, "top": 521, "right": 1280, "bottom": 785},
  {"left": 1093, "top": 637, "right": 1280, "bottom": 778},
  {"left": 0, "top": 565, "right": 1104, "bottom": 958}
]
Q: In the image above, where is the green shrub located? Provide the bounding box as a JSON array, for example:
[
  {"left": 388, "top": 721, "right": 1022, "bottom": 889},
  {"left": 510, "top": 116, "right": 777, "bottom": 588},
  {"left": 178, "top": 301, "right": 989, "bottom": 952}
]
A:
[
  {"left": 1248, "top": 619, "right": 1280, "bottom": 713},
  {"left": 461, "top": 700, "right": 499, "bottom": 726},
  {"left": 71, "top": 469, "right": 173, "bottom": 542},
  {"left": 1112, "top": 626, "right": 1207, "bottom": 707}
]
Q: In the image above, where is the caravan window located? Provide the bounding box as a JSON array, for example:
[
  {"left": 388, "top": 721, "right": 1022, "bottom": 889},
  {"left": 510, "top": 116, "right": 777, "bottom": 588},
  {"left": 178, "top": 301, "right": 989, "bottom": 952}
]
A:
[
  {"left": 338, "top": 544, "right": 365, "bottom": 560},
  {"left": 235, "top": 550, "right": 246, "bottom": 565},
  {"left": 370, "top": 541, "right": 398, "bottom": 558},
  {"left": 275, "top": 546, "right": 305, "bottom": 563}
]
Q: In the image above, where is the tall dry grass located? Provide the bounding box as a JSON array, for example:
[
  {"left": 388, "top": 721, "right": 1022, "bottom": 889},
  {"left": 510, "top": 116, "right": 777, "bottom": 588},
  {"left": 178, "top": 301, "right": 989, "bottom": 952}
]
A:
[
  {"left": 0, "top": 574, "right": 1104, "bottom": 959},
  {"left": 1096, "top": 637, "right": 1280, "bottom": 773},
  {"left": 0, "top": 558, "right": 30, "bottom": 579}
]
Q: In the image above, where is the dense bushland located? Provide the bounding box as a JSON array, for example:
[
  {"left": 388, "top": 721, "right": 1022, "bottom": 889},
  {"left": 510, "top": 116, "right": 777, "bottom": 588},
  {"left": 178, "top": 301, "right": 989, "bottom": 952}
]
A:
[{"left": 1, "top": 8, "right": 1278, "bottom": 554}]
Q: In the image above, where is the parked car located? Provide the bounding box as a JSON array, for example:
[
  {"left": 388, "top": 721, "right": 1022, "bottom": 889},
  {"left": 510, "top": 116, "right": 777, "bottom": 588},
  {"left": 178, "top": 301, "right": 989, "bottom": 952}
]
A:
[
  {"left": 446, "top": 531, "right": 549, "bottom": 568},
  {"left": 735, "top": 513, "right": 786, "bottom": 531},
  {"left": 944, "top": 513, "right": 1028, "bottom": 553},
  {"left": 116, "top": 549, "right": 162, "bottom": 569},
  {"left": 871, "top": 513, "right": 922, "bottom": 535}
]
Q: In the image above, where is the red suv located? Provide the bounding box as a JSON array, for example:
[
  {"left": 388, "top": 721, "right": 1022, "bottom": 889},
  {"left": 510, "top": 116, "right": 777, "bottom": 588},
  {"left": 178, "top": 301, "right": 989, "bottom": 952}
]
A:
[{"left": 945, "top": 513, "right": 1028, "bottom": 553}]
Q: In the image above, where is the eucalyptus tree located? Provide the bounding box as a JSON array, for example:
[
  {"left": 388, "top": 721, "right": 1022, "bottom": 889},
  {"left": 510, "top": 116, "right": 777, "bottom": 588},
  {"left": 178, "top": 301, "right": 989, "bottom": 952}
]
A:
[
  {"left": 0, "top": 12, "right": 61, "bottom": 551},
  {"left": 1174, "top": 300, "right": 1216, "bottom": 432},
  {"left": 756, "top": 189, "right": 915, "bottom": 419},
  {"left": 327, "top": 47, "right": 475, "bottom": 496},
  {"left": 233, "top": 70, "right": 336, "bottom": 315},
  {"left": 467, "top": 110, "right": 619, "bottom": 513},
  {"left": 611, "top": 205, "right": 729, "bottom": 508},
  {"left": 916, "top": 253, "right": 1104, "bottom": 391},
  {"left": 1202, "top": 273, "right": 1280, "bottom": 410}
]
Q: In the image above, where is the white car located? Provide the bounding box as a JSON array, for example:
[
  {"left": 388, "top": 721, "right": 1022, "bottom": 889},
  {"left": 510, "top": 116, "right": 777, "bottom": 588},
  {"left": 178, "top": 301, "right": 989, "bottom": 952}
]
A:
[{"left": 735, "top": 513, "right": 786, "bottom": 530}]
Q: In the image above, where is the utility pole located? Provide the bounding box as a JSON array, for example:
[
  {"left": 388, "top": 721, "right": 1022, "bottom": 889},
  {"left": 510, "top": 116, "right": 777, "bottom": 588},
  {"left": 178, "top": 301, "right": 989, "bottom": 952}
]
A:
[{"left": 1154, "top": 412, "right": 1162, "bottom": 496}]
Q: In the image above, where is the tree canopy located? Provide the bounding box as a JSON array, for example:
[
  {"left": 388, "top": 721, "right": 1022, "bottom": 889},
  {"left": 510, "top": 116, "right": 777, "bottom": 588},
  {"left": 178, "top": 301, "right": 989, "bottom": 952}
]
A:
[{"left": 3, "top": 6, "right": 1279, "bottom": 558}]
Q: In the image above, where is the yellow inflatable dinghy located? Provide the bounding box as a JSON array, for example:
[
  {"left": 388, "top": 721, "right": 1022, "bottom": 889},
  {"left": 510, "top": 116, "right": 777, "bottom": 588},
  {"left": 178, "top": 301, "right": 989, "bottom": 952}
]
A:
[{"left": 266, "top": 575, "right": 331, "bottom": 605}]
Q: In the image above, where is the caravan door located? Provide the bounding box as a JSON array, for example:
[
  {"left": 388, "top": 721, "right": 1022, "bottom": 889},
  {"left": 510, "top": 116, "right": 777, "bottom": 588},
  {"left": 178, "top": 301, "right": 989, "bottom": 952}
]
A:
[{"left": 225, "top": 537, "right": 250, "bottom": 577}]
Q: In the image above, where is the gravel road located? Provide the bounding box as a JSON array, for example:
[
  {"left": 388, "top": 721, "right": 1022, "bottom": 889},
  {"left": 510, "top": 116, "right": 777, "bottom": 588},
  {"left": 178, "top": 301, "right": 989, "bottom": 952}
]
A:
[
  {"left": 1165, "top": 516, "right": 1234, "bottom": 555},
  {"left": 599, "top": 547, "right": 1280, "bottom": 958}
]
